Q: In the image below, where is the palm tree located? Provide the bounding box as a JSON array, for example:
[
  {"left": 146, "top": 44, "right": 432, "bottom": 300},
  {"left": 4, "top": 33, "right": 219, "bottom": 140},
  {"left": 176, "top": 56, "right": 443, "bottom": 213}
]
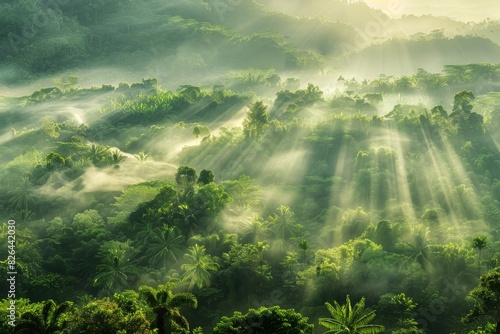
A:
[
  {"left": 181, "top": 244, "right": 219, "bottom": 290},
  {"left": 88, "top": 143, "right": 107, "bottom": 164},
  {"left": 13, "top": 208, "right": 34, "bottom": 223},
  {"left": 139, "top": 284, "right": 198, "bottom": 334},
  {"left": 243, "top": 100, "right": 269, "bottom": 139},
  {"left": 146, "top": 225, "right": 185, "bottom": 267},
  {"left": 443, "top": 65, "right": 472, "bottom": 85},
  {"left": 319, "top": 295, "right": 385, "bottom": 334},
  {"left": 134, "top": 151, "right": 151, "bottom": 167},
  {"left": 8, "top": 177, "right": 37, "bottom": 211},
  {"left": 298, "top": 239, "right": 309, "bottom": 263},
  {"left": 109, "top": 149, "right": 126, "bottom": 167},
  {"left": 267, "top": 205, "right": 297, "bottom": 241},
  {"left": 398, "top": 227, "right": 433, "bottom": 271},
  {"left": 281, "top": 251, "right": 299, "bottom": 284},
  {"left": 16, "top": 299, "right": 72, "bottom": 334},
  {"left": 303, "top": 83, "right": 323, "bottom": 104},
  {"left": 136, "top": 222, "right": 157, "bottom": 246},
  {"left": 389, "top": 293, "right": 418, "bottom": 330},
  {"left": 242, "top": 216, "right": 270, "bottom": 244},
  {"left": 177, "top": 85, "right": 201, "bottom": 103},
  {"left": 189, "top": 232, "right": 238, "bottom": 256},
  {"left": 472, "top": 235, "right": 488, "bottom": 276},
  {"left": 94, "top": 241, "right": 139, "bottom": 294}
]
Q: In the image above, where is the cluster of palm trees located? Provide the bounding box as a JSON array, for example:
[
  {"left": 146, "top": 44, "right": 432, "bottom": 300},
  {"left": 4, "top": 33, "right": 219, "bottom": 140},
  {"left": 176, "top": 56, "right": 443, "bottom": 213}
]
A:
[
  {"left": 15, "top": 284, "right": 198, "bottom": 334},
  {"left": 92, "top": 230, "right": 221, "bottom": 294},
  {"left": 398, "top": 227, "right": 489, "bottom": 277}
]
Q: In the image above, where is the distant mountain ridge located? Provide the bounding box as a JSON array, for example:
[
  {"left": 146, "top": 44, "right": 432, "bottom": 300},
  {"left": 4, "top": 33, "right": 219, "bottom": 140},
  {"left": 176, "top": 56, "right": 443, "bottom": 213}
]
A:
[{"left": 342, "top": 35, "right": 500, "bottom": 78}]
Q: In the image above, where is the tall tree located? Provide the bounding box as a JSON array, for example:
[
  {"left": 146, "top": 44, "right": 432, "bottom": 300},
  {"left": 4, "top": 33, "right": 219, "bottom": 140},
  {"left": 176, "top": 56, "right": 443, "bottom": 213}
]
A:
[
  {"left": 197, "top": 169, "right": 215, "bottom": 185},
  {"left": 243, "top": 101, "right": 269, "bottom": 139},
  {"left": 398, "top": 227, "right": 433, "bottom": 271},
  {"left": 181, "top": 244, "right": 219, "bottom": 290},
  {"left": 139, "top": 284, "right": 198, "bottom": 334},
  {"left": 175, "top": 166, "right": 198, "bottom": 197},
  {"left": 15, "top": 300, "right": 72, "bottom": 334},
  {"left": 192, "top": 125, "right": 210, "bottom": 139},
  {"left": 319, "top": 295, "right": 385, "bottom": 334},
  {"left": 146, "top": 225, "right": 185, "bottom": 267},
  {"left": 88, "top": 143, "right": 108, "bottom": 165},
  {"left": 389, "top": 293, "right": 418, "bottom": 331},
  {"left": 462, "top": 267, "right": 500, "bottom": 334},
  {"left": 267, "top": 205, "right": 297, "bottom": 241},
  {"left": 452, "top": 90, "right": 475, "bottom": 115},
  {"left": 302, "top": 83, "right": 323, "bottom": 104},
  {"left": 94, "top": 241, "right": 139, "bottom": 294},
  {"left": 109, "top": 149, "right": 126, "bottom": 167},
  {"left": 8, "top": 177, "right": 37, "bottom": 211},
  {"left": 472, "top": 236, "right": 488, "bottom": 276},
  {"left": 242, "top": 217, "right": 270, "bottom": 244},
  {"left": 298, "top": 239, "right": 310, "bottom": 263},
  {"left": 178, "top": 85, "right": 202, "bottom": 103}
]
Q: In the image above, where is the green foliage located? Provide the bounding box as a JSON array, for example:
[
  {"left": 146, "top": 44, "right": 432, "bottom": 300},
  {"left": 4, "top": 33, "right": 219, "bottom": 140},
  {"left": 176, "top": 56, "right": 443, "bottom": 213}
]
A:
[
  {"left": 139, "top": 284, "right": 197, "bottom": 334},
  {"left": 109, "top": 183, "right": 163, "bottom": 224},
  {"left": 45, "top": 152, "right": 65, "bottom": 170},
  {"left": 15, "top": 299, "right": 73, "bottom": 334},
  {"left": 198, "top": 169, "right": 215, "bottom": 185},
  {"left": 0, "top": 298, "right": 32, "bottom": 334},
  {"left": 41, "top": 119, "right": 60, "bottom": 139},
  {"left": 463, "top": 267, "right": 500, "bottom": 326},
  {"left": 267, "top": 205, "right": 298, "bottom": 241},
  {"left": 319, "top": 295, "right": 385, "bottom": 334},
  {"left": 176, "top": 166, "right": 198, "bottom": 189},
  {"left": 473, "top": 236, "right": 489, "bottom": 275},
  {"left": 213, "top": 306, "right": 314, "bottom": 334},
  {"left": 8, "top": 177, "right": 37, "bottom": 211},
  {"left": 243, "top": 101, "right": 269, "bottom": 139},
  {"left": 64, "top": 297, "right": 153, "bottom": 334},
  {"left": 53, "top": 75, "right": 79, "bottom": 90},
  {"left": 145, "top": 225, "right": 185, "bottom": 267},
  {"left": 193, "top": 125, "right": 210, "bottom": 139},
  {"left": 397, "top": 227, "right": 433, "bottom": 271},
  {"left": 468, "top": 323, "right": 498, "bottom": 334},
  {"left": 3, "top": 9, "right": 500, "bottom": 331},
  {"left": 93, "top": 240, "right": 140, "bottom": 294},
  {"left": 383, "top": 293, "right": 419, "bottom": 331},
  {"left": 181, "top": 244, "right": 219, "bottom": 290},
  {"left": 222, "top": 175, "right": 262, "bottom": 213}
]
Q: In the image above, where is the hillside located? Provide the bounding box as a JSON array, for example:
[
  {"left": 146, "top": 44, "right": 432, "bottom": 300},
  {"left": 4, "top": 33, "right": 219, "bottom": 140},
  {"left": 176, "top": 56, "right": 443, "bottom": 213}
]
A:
[
  {"left": 0, "top": 0, "right": 329, "bottom": 84},
  {"left": 343, "top": 35, "right": 500, "bottom": 78},
  {"left": 2, "top": 1, "right": 500, "bottom": 334}
]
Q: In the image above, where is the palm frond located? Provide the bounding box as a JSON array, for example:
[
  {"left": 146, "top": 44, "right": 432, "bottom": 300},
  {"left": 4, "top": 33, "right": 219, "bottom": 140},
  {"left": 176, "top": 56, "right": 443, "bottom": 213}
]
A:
[{"left": 169, "top": 292, "right": 198, "bottom": 309}]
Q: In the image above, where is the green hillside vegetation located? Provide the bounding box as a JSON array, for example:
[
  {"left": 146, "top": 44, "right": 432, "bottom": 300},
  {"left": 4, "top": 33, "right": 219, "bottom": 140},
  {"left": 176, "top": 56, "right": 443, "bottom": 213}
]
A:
[
  {"left": 464, "top": 19, "right": 500, "bottom": 45},
  {"left": 2, "top": 1, "right": 500, "bottom": 333},
  {"left": 0, "top": 0, "right": 327, "bottom": 83},
  {"left": 1, "top": 64, "right": 500, "bottom": 332},
  {"left": 344, "top": 36, "right": 500, "bottom": 78},
  {"left": 264, "top": 0, "right": 392, "bottom": 31}
]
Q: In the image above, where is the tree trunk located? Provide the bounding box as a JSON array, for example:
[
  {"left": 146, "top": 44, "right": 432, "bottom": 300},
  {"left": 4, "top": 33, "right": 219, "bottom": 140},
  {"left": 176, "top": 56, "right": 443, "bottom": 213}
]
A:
[
  {"left": 496, "top": 321, "right": 500, "bottom": 334},
  {"left": 157, "top": 315, "right": 165, "bottom": 334},
  {"left": 478, "top": 251, "right": 482, "bottom": 276}
]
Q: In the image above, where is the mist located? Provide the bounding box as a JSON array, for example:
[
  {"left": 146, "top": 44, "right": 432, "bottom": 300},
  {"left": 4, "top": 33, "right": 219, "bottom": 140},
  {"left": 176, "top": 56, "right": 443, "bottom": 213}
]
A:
[{"left": 1, "top": 1, "right": 500, "bottom": 333}]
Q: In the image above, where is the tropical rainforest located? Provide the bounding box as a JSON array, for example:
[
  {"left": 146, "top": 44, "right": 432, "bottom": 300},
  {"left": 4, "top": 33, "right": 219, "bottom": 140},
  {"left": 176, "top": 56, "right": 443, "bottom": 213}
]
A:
[{"left": 1, "top": 0, "right": 500, "bottom": 333}]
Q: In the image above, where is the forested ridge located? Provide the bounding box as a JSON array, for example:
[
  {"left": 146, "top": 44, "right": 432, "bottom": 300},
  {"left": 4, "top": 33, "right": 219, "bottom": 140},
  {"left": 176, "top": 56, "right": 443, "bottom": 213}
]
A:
[{"left": 2, "top": 0, "right": 500, "bottom": 333}]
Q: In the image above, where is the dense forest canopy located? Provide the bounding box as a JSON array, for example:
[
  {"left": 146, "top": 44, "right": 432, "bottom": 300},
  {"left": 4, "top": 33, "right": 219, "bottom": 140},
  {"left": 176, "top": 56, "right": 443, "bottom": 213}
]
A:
[{"left": 1, "top": 1, "right": 500, "bottom": 333}]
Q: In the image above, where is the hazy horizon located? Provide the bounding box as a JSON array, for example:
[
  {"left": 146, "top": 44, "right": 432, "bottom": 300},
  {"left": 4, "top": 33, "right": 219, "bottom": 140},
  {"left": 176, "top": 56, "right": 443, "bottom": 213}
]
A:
[{"left": 365, "top": 0, "right": 500, "bottom": 22}]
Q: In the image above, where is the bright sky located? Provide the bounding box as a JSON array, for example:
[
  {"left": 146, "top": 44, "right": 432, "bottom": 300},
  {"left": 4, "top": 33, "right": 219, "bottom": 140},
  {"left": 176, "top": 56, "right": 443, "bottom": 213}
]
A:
[{"left": 364, "top": 0, "right": 500, "bottom": 22}]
